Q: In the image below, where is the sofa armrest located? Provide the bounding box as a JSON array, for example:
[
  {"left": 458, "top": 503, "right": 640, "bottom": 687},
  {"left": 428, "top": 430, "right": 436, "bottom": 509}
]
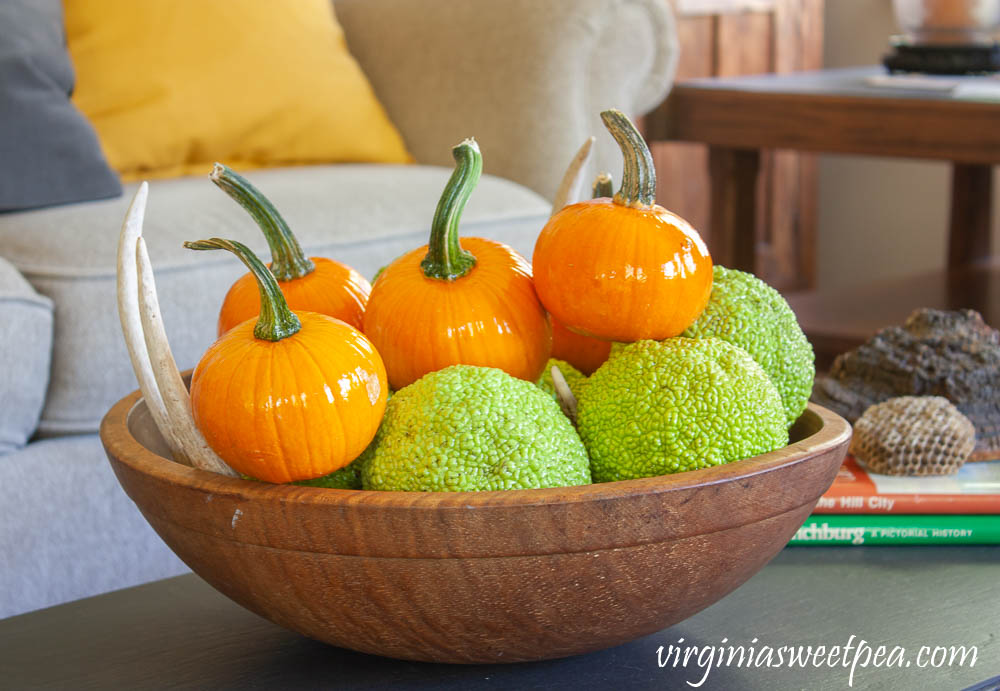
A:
[
  {"left": 0, "top": 256, "right": 53, "bottom": 454},
  {"left": 334, "top": 0, "right": 678, "bottom": 201}
]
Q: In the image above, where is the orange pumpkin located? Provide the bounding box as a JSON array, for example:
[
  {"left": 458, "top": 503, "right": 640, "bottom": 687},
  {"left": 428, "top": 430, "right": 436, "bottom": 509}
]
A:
[
  {"left": 210, "top": 164, "right": 370, "bottom": 336},
  {"left": 186, "top": 238, "right": 387, "bottom": 484},
  {"left": 532, "top": 110, "right": 713, "bottom": 342},
  {"left": 550, "top": 317, "right": 611, "bottom": 376},
  {"left": 362, "top": 139, "right": 551, "bottom": 390},
  {"left": 545, "top": 171, "right": 615, "bottom": 375}
]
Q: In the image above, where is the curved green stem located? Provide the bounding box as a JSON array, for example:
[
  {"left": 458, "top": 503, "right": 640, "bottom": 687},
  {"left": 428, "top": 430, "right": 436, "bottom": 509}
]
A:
[
  {"left": 184, "top": 238, "right": 301, "bottom": 341},
  {"left": 592, "top": 172, "right": 614, "bottom": 199},
  {"left": 209, "top": 163, "right": 315, "bottom": 282},
  {"left": 600, "top": 109, "right": 656, "bottom": 208},
  {"left": 420, "top": 139, "right": 481, "bottom": 281}
]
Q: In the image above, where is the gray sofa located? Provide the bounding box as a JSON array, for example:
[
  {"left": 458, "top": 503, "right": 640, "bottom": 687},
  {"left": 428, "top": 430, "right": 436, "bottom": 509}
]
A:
[{"left": 0, "top": 0, "right": 678, "bottom": 618}]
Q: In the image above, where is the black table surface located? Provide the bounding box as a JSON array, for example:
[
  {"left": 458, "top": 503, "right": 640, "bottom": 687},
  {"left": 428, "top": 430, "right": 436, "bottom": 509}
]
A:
[{"left": 3, "top": 546, "right": 999, "bottom": 690}]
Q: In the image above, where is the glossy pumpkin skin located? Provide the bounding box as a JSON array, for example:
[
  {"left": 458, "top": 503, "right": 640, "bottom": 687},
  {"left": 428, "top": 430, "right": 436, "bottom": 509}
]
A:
[
  {"left": 534, "top": 199, "right": 712, "bottom": 342},
  {"left": 185, "top": 236, "right": 386, "bottom": 485},
  {"left": 550, "top": 315, "right": 611, "bottom": 376},
  {"left": 363, "top": 236, "right": 551, "bottom": 390},
  {"left": 209, "top": 164, "right": 371, "bottom": 336},
  {"left": 191, "top": 311, "right": 387, "bottom": 484},
  {"left": 217, "top": 257, "right": 370, "bottom": 336},
  {"left": 362, "top": 139, "right": 551, "bottom": 390},
  {"left": 532, "top": 110, "right": 712, "bottom": 342}
]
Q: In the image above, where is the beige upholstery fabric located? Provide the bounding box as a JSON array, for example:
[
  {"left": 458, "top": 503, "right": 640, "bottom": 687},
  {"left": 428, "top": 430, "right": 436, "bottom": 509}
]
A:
[
  {"left": 0, "top": 256, "right": 52, "bottom": 452},
  {"left": 334, "top": 0, "right": 678, "bottom": 201},
  {"left": 0, "top": 165, "right": 550, "bottom": 434}
]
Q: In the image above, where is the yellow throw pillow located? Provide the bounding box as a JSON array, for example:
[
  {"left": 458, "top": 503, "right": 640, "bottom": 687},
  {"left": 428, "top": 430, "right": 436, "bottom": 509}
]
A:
[{"left": 65, "top": 0, "right": 412, "bottom": 180}]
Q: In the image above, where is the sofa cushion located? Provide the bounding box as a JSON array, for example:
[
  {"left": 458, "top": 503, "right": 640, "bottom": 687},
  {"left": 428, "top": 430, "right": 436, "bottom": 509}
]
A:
[
  {"left": 65, "top": 0, "right": 411, "bottom": 180},
  {"left": 333, "top": 0, "right": 678, "bottom": 201},
  {"left": 0, "top": 164, "right": 550, "bottom": 435},
  {"left": 0, "top": 434, "right": 189, "bottom": 618},
  {"left": 0, "top": 0, "right": 120, "bottom": 211},
  {"left": 0, "top": 257, "right": 53, "bottom": 453}
]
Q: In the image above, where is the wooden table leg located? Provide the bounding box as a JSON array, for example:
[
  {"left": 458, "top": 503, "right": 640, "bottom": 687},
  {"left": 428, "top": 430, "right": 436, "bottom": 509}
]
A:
[
  {"left": 708, "top": 147, "right": 761, "bottom": 273},
  {"left": 948, "top": 163, "right": 993, "bottom": 269}
]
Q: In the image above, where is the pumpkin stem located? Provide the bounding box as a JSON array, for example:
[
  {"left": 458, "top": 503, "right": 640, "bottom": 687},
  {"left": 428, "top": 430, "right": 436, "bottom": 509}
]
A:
[
  {"left": 592, "top": 172, "right": 614, "bottom": 199},
  {"left": 600, "top": 110, "right": 656, "bottom": 208},
  {"left": 209, "top": 163, "right": 315, "bottom": 282},
  {"left": 184, "top": 238, "right": 301, "bottom": 341},
  {"left": 420, "top": 138, "right": 481, "bottom": 281}
]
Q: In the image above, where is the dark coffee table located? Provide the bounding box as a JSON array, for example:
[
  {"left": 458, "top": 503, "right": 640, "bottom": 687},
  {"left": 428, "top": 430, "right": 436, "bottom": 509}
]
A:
[{"left": 3, "top": 546, "right": 997, "bottom": 690}]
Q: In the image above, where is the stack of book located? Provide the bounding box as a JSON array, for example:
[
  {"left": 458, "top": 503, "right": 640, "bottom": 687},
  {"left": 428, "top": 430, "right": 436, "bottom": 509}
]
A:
[{"left": 790, "top": 456, "right": 1000, "bottom": 546}]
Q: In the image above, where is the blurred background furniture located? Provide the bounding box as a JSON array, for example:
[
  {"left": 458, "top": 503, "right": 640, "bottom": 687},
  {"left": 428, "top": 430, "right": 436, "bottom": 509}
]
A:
[
  {"left": 788, "top": 262, "right": 1000, "bottom": 369},
  {"left": 654, "top": 0, "right": 825, "bottom": 294},
  {"left": 649, "top": 65, "right": 1000, "bottom": 367}
]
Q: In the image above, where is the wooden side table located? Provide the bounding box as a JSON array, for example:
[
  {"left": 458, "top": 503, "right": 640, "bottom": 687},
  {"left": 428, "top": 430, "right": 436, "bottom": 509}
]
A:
[
  {"left": 786, "top": 260, "right": 1000, "bottom": 369},
  {"left": 647, "top": 67, "right": 1000, "bottom": 364},
  {"left": 648, "top": 66, "right": 999, "bottom": 278}
]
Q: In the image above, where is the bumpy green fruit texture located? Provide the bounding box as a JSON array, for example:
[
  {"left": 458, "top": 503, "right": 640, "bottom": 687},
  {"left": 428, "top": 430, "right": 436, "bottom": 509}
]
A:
[
  {"left": 682, "top": 266, "right": 814, "bottom": 427},
  {"left": 293, "top": 453, "right": 367, "bottom": 489},
  {"left": 578, "top": 338, "right": 788, "bottom": 482},
  {"left": 242, "top": 468, "right": 362, "bottom": 489},
  {"left": 536, "top": 358, "right": 588, "bottom": 402},
  {"left": 251, "top": 443, "right": 371, "bottom": 489},
  {"left": 362, "top": 365, "right": 592, "bottom": 492}
]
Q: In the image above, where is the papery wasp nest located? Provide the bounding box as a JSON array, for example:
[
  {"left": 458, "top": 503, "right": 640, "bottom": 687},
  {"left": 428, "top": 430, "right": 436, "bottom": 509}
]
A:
[{"left": 850, "top": 396, "right": 976, "bottom": 475}]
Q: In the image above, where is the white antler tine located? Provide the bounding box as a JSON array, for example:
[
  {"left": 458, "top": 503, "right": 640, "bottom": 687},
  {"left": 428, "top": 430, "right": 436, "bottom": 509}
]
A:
[
  {"left": 136, "top": 236, "right": 239, "bottom": 477},
  {"left": 550, "top": 136, "right": 595, "bottom": 217},
  {"left": 550, "top": 365, "right": 578, "bottom": 425},
  {"left": 117, "top": 183, "right": 186, "bottom": 461}
]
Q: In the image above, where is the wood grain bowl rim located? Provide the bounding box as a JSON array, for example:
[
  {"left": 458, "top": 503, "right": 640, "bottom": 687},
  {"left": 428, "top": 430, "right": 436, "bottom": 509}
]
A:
[{"left": 101, "top": 385, "right": 852, "bottom": 511}]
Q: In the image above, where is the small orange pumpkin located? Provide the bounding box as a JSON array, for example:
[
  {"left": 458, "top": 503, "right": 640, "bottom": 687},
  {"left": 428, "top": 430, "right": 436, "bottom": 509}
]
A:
[
  {"left": 533, "top": 110, "right": 713, "bottom": 342},
  {"left": 550, "top": 317, "right": 611, "bottom": 376},
  {"left": 186, "top": 237, "right": 387, "bottom": 484},
  {"left": 546, "top": 172, "right": 616, "bottom": 375},
  {"left": 210, "top": 164, "right": 371, "bottom": 336},
  {"left": 362, "top": 138, "right": 551, "bottom": 390}
]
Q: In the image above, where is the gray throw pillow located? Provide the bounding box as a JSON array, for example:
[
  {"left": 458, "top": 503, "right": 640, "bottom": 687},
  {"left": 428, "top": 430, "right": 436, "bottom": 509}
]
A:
[{"left": 0, "top": 0, "right": 121, "bottom": 211}]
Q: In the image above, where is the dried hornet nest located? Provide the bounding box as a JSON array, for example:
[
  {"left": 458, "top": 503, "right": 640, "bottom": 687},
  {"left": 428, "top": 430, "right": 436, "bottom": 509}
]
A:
[
  {"left": 812, "top": 308, "right": 1000, "bottom": 461},
  {"left": 851, "top": 396, "right": 976, "bottom": 476}
]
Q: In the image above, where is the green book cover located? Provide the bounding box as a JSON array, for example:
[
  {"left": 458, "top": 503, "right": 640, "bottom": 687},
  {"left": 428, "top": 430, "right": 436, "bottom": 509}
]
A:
[{"left": 790, "top": 514, "right": 1000, "bottom": 546}]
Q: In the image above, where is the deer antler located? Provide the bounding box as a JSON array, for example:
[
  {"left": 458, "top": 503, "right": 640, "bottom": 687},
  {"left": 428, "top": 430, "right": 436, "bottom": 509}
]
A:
[
  {"left": 549, "top": 365, "right": 579, "bottom": 426},
  {"left": 550, "top": 136, "right": 595, "bottom": 216},
  {"left": 117, "top": 184, "right": 180, "bottom": 456},
  {"left": 116, "top": 184, "right": 238, "bottom": 477}
]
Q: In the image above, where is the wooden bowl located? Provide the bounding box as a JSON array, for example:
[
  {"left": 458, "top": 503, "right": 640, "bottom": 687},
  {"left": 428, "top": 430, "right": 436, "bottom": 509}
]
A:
[{"left": 101, "top": 389, "right": 850, "bottom": 664}]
